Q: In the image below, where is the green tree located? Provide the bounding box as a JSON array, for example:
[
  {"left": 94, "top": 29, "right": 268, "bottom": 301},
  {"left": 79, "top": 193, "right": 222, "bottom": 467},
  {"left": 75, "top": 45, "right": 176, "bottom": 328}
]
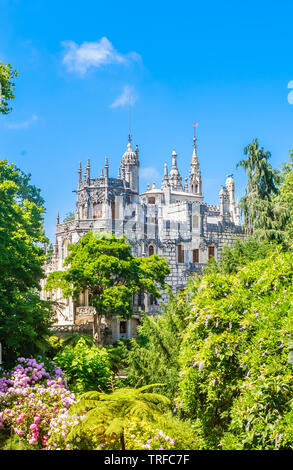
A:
[
  {"left": 178, "top": 247, "right": 293, "bottom": 449},
  {"left": 237, "top": 138, "right": 284, "bottom": 241},
  {"left": 46, "top": 232, "right": 170, "bottom": 345},
  {"left": 67, "top": 384, "right": 170, "bottom": 450},
  {"left": 0, "top": 161, "right": 53, "bottom": 365},
  {"left": 125, "top": 287, "right": 188, "bottom": 402},
  {"left": 0, "top": 62, "right": 17, "bottom": 114},
  {"left": 63, "top": 212, "right": 75, "bottom": 222},
  {"left": 203, "top": 237, "right": 272, "bottom": 275},
  {"left": 54, "top": 338, "right": 112, "bottom": 394},
  {"left": 273, "top": 150, "right": 293, "bottom": 241}
]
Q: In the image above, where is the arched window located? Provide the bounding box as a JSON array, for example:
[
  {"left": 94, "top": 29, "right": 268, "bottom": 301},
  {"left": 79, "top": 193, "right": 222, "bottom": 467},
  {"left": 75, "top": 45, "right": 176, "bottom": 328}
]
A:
[{"left": 148, "top": 245, "right": 154, "bottom": 256}]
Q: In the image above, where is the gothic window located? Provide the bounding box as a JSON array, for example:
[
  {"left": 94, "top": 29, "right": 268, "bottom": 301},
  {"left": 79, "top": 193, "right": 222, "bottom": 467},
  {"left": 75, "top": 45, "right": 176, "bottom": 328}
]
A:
[
  {"left": 148, "top": 197, "right": 156, "bottom": 204},
  {"left": 208, "top": 246, "right": 215, "bottom": 259},
  {"left": 192, "top": 215, "right": 199, "bottom": 229},
  {"left": 148, "top": 245, "right": 154, "bottom": 256},
  {"left": 177, "top": 244, "right": 184, "bottom": 263},
  {"left": 93, "top": 203, "right": 102, "bottom": 219},
  {"left": 193, "top": 248, "right": 199, "bottom": 263}
]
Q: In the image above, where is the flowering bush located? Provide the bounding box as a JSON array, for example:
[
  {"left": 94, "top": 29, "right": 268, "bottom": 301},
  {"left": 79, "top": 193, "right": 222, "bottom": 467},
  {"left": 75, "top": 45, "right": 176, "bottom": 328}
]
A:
[
  {"left": 178, "top": 249, "right": 293, "bottom": 449},
  {"left": 124, "top": 418, "right": 175, "bottom": 450},
  {"left": 0, "top": 357, "right": 75, "bottom": 449}
]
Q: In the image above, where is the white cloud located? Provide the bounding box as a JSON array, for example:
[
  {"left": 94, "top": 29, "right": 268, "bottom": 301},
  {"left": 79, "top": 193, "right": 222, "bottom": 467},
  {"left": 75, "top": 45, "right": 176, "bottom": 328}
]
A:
[
  {"left": 140, "top": 167, "right": 160, "bottom": 181},
  {"left": 109, "top": 85, "right": 137, "bottom": 109},
  {"left": 3, "top": 114, "right": 38, "bottom": 130},
  {"left": 61, "top": 37, "right": 141, "bottom": 74}
]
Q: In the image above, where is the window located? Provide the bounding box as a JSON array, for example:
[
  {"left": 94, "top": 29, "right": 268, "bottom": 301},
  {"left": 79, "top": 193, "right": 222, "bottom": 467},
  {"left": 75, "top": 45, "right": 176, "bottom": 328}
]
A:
[
  {"left": 120, "top": 321, "right": 127, "bottom": 334},
  {"left": 93, "top": 203, "right": 102, "bottom": 219},
  {"left": 193, "top": 248, "right": 199, "bottom": 263},
  {"left": 192, "top": 215, "right": 199, "bottom": 229},
  {"left": 208, "top": 246, "right": 215, "bottom": 260},
  {"left": 148, "top": 245, "right": 154, "bottom": 256},
  {"left": 178, "top": 244, "right": 184, "bottom": 263},
  {"left": 148, "top": 197, "right": 156, "bottom": 204},
  {"left": 150, "top": 294, "right": 159, "bottom": 305}
]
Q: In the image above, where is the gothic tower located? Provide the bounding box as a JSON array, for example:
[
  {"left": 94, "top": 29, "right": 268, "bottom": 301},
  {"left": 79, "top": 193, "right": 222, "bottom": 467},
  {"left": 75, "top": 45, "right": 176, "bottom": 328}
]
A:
[{"left": 120, "top": 135, "right": 139, "bottom": 194}]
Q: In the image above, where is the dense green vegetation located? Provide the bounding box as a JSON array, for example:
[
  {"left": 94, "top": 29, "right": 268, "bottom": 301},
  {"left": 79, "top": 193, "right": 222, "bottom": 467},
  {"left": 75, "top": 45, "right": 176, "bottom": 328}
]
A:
[
  {"left": 1, "top": 64, "right": 293, "bottom": 449},
  {"left": 0, "top": 160, "right": 53, "bottom": 366},
  {"left": 45, "top": 232, "right": 170, "bottom": 344}
]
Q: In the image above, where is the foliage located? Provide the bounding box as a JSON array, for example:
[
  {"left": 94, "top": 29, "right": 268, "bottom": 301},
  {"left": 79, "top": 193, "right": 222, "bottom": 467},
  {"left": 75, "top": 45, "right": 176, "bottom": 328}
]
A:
[
  {"left": 273, "top": 150, "right": 293, "bottom": 242},
  {"left": 53, "top": 338, "right": 112, "bottom": 395},
  {"left": 46, "top": 231, "right": 170, "bottom": 344},
  {"left": 125, "top": 288, "right": 188, "bottom": 401},
  {"left": 237, "top": 138, "right": 287, "bottom": 242},
  {"left": 63, "top": 212, "right": 75, "bottom": 222},
  {"left": 178, "top": 247, "right": 293, "bottom": 449},
  {"left": 66, "top": 384, "right": 170, "bottom": 450},
  {"left": 0, "top": 357, "right": 75, "bottom": 449},
  {"left": 203, "top": 237, "right": 273, "bottom": 275},
  {"left": 124, "top": 418, "right": 176, "bottom": 450},
  {"left": 0, "top": 62, "right": 17, "bottom": 114},
  {"left": 0, "top": 160, "right": 53, "bottom": 366},
  {"left": 106, "top": 339, "right": 132, "bottom": 374}
]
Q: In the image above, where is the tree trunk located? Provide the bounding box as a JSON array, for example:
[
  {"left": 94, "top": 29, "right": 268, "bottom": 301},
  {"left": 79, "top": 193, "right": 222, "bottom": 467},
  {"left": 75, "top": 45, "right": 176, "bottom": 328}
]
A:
[
  {"left": 120, "top": 432, "right": 126, "bottom": 450},
  {"left": 93, "top": 313, "right": 102, "bottom": 346}
]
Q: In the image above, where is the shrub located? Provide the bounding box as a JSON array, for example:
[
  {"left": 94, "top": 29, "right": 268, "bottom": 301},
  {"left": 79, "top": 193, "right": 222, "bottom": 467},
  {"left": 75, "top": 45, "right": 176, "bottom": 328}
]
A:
[
  {"left": 178, "top": 248, "right": 293, "bottom": 449},
  {"left": 54, "top": 338, "right": 112, "bottom": 394},
  {"left": 0, "top": 357, "right": 75, "bottom": 449}
]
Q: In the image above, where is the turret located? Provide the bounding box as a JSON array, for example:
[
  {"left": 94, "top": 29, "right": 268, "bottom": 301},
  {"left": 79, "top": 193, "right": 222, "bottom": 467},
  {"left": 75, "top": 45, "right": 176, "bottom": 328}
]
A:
[
  {"left": 225, "top": 174, "right": 235, "bottom": 221},
  {"left": 120, "top": 135, "right": 139, "bottom": 194},
  {"left": 219, "top": 185, "right": 230, "bottom": 221},
  {"left": 168, "top": 150, "right": 183, "bottom": 191}
]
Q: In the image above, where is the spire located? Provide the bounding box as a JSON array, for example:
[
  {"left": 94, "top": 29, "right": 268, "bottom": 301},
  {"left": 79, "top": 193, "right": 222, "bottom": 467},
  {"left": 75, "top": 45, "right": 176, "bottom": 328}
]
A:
[
  {"left": 56, "top": 211, "right": 60, "bottom": 225},
  {"left": 168, "top": 150, "right": 183, "bottom": 191},
  {"left": 84, "top": 158, "right": 90, "bottom": 182},
  {"left": 78, "top": 162, "right": 82, "bottom": 184},
  {"left": 189, "top": 124, "right": 202, "bottom": 195},
  {"left": 162, "top": 161, "right": 170, "bottom": 189},
  {"left": 100, "top": 168, "right": 104, "bottom": 178},
  {"left": 105, "top": 156, "right": 109, "bottom": 179}
]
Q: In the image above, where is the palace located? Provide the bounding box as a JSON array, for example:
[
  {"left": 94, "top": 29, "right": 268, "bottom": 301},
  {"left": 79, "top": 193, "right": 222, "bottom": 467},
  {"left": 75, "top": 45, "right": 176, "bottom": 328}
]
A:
[{"left": 41, "top": 132, "right": 244, "bottom": 343}]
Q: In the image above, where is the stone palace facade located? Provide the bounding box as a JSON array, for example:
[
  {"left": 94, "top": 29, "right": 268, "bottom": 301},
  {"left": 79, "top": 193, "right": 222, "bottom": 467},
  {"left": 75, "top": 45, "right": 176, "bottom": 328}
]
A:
[{"left": 41, "top": 133, "right": 244, "bottom": 343}]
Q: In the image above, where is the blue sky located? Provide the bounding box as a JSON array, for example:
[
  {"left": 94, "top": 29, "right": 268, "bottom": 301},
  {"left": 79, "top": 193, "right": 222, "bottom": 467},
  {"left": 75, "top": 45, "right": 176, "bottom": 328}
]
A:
[{"left": 0, "top": 0, "right": 293, "bottom": 242}]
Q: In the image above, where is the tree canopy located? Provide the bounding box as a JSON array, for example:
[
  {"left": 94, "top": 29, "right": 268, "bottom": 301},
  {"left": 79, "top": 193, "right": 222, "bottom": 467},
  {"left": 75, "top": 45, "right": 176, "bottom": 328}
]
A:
[
  {"left": 0, "top": 160, "right": 53, "bottom": 365},
  {"left": 0, "top": 62, "right": 17, "bottom": 115},
  {"left": 46, "top": 232, "right": 170, "bottom": 344}
]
